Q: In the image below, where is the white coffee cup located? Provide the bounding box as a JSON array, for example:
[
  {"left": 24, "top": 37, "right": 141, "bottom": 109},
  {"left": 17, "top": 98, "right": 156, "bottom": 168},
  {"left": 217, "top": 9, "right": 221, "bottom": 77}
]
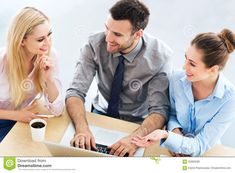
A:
[{"left": 30, "top": 118, "right": 47, "bottom": 142}]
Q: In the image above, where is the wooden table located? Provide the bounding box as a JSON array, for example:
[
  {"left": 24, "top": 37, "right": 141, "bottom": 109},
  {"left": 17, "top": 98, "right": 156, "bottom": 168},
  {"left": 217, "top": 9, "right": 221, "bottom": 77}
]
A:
[
  {"left": 1, "top": 103, "right": 235, "bottom": 156},
  {"left": 0, "top": 104, "right": 169, "bottom": 156}
]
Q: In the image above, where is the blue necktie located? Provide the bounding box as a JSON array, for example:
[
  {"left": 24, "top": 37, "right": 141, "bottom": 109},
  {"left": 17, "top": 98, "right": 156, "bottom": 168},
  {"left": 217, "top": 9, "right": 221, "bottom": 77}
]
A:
[{"left": 107, "top": 55, "right": 125, "bottom": 118}]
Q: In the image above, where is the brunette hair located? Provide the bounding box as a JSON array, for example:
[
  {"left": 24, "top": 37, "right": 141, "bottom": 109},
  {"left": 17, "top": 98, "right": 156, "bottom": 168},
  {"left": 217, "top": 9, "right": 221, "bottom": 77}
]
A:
[
  {"left": 191, "top": 28, "right": 235, "bottom": 70},
  {"left": 109, "top": 0, "right": 150, "bottom": 33}
]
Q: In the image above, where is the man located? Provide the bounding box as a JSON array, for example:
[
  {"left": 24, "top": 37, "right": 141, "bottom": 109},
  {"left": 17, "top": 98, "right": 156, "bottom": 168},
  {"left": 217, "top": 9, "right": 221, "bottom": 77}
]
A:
[{"left": 66, "top": 0, "right": 172, "bottom": 156}]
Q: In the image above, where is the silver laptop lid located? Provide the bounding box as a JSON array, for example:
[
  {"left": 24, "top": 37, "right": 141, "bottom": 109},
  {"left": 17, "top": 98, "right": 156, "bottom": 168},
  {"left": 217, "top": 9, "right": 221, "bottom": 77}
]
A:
[{"left": 44, "top": 141, "right": 112, "bottom": 157}]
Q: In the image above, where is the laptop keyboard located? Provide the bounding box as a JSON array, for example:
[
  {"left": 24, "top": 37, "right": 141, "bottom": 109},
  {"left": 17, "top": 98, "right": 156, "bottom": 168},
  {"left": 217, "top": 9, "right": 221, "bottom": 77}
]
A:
[
  {"left": 94, "top": 143, "right": 129, "bottom": 156},
  {"left": 93, "top": 143, "right": 111, "bottom": 154},
  {"left": 72, "top": 142, "right": 129, "bottom": 156}
]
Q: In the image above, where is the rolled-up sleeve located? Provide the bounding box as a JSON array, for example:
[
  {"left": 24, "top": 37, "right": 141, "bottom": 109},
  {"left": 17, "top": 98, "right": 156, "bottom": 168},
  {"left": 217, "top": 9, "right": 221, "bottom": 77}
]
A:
[
  {"left": 162, "top": 98, "right": 235, "bottom": 156},
  {"left": 148, "top": 72, "right": 170, "bottom": 121},
  {"left": 44, "top": 78, "right": 64, "bottom": 116},
  {"left": 147, "top": 51, "right": 172, "bottom": 121},
  {"left": 66, "top": 41, "right": 96, "bottom": 102}
]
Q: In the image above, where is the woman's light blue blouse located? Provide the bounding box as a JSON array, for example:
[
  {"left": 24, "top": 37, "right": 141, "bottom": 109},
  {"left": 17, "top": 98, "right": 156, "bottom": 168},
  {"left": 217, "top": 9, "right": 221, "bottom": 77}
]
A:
[{"left": 161, "top": 70, "right": 235, "bottom": 156}]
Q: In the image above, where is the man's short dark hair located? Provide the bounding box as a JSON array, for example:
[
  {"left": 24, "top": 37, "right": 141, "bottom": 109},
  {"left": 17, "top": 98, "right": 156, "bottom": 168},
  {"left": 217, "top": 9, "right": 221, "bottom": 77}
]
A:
[{"left": 109, "top": 0, "right": 150, "bottom": 33}]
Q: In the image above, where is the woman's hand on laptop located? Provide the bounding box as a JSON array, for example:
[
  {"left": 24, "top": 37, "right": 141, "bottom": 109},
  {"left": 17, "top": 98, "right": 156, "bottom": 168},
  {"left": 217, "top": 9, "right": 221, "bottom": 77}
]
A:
[{"left": 70, "top": 130, "right": 96, "bottom": 151}]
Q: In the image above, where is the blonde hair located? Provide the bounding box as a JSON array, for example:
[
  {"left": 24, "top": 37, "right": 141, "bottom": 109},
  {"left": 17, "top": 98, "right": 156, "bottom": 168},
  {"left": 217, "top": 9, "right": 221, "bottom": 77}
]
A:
[{"left": 6, "top": 7, "right": 50, "bottom": 109}]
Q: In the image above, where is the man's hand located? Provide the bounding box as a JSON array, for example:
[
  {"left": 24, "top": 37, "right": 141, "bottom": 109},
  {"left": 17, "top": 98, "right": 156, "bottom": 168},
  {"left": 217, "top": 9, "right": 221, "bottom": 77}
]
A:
[
  {"left": 109, "top": 135, "right": 138, "bottom": 157},
  {"left": 70, "top": 129, "right": 96, "bottom": 150},
  {"left": 66, "top": 97, "right": 95, "bottom": 150},
  {"left": 108, "top": 113, "right": 166, "bottom": 157}
]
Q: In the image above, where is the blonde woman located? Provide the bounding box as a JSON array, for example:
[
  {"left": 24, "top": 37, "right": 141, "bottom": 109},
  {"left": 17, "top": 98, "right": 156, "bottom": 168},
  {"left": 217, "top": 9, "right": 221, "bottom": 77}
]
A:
[{"left": 0, "top": 7, "right": 63, "bottom": 141}]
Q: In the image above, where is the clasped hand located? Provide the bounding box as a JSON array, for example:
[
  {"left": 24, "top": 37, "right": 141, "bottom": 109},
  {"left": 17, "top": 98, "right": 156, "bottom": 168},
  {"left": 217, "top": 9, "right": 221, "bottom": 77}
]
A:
[{"left": 34, "top": 55, "right": 55, "bottom": 82}]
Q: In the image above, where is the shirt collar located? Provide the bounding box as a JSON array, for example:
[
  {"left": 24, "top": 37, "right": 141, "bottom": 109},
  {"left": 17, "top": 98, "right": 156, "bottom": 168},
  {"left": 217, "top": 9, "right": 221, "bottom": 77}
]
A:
[
  {"left": 180, "top": 75, "right": 194, "bottom": 104},
  {"left": 180, "top": 72, "right": 225, "bottom": 102},
  {"left": 113, "top": 38, "right": 143, "bottom": 63},
  {"left": 210, "top": 73, "right": 225, "bottom": 99}
]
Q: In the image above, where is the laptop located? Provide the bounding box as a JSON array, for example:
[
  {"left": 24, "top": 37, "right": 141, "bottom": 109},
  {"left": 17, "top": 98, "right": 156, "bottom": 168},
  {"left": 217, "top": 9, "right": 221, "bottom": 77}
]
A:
[
  {"left": 44, "top": 140, "right": 112, "bottom": 157},
  {"left": 44, "top": 123, "right": 145, "bottom": 157}
]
